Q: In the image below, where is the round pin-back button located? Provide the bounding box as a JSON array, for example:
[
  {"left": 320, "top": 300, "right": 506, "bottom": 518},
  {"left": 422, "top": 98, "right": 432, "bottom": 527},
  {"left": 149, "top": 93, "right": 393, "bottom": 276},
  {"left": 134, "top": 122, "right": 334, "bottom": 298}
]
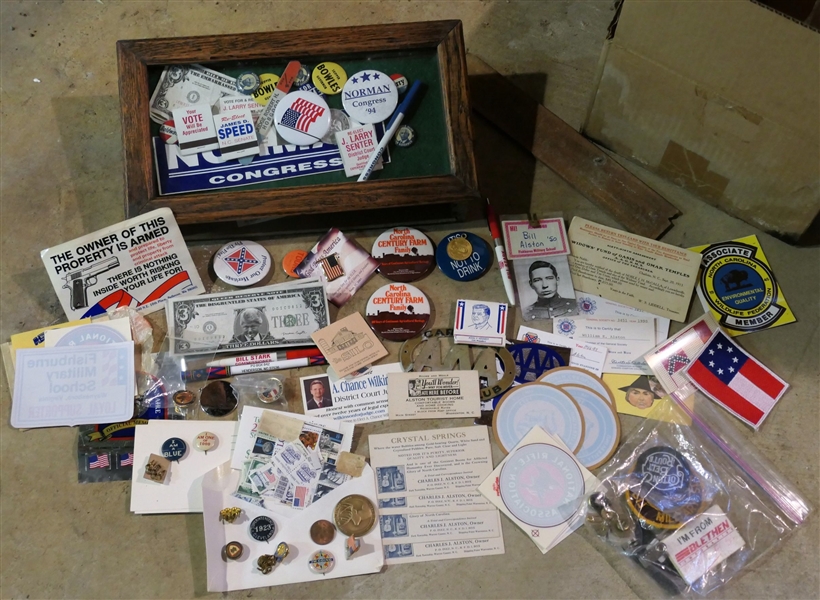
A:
[
  {"left": 299, "top": 81, "right": 327, "bottom": 100},
  {"left": 342, "top": 70, "right": 398, "bottom": 124},
  {"left": 390, "top": 74, "right": 409, "bottom": 94},
  {"left": 172, "top": 389, "right": 196, "bottom": 407},
  {"left": 273, "top": 90, "right": 331, "bottom": 145},
  {"left": 435, "top": 232, "right": 492, "bottom": 282},
  {"left": 194, "top": 431, "right": 218, "bottom": 453},
  {"left": 249, "top": 515, "right": 276, "bottom": 542},
  {"left": 256, "top": 377, "right": 283, "bottom": 404},
  {"left": 252, "top": 73, "right": 280, "bottom": 105},
  {"left": 372, "top": 227, "right": 435, "bottom": 282},
  {"left": 159, "top": 119, "right": 177, "bottom": 145},
  {"left": 161, "top": 437, "right": 187, "bottom": 462},
  {"left": 308, "top": 550, "right": 335, "bottom": 574},
  {"left": 282, "top": 249, "right": 308, "bottom": 278},
  {"left": 224, "top": 541, "right": 243, "bottom": 560},
  {"left": 200, "top": 381, "right": 239, "bottom": 418},
  {"left": 321, "top": 108, "right": 351, "bottom": 145},
  {"left": 394, "top": 124, "right": 416, "bottom": 147},
  {"left": 312, "top": 62, "right": 347, "bottom": 95},
  {"left": 236, "top": 72, "right": 261, "bottom": 95},
  {"left": 295, "top": 65, "right": 311, "bottom": 87},
  {"left": 635, "top": 446, "right": 692, "bottom": 504},
  {"left": 366, "top": 283, "right": 431, "bottom": 341},
  {"left": 213, "top": 240, "right": 272, "bottom": 287}
]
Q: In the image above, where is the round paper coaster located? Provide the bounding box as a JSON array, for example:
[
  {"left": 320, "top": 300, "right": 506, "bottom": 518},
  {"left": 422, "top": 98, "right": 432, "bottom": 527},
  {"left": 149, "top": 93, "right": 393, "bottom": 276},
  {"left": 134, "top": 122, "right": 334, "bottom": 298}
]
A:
[
  {"left": 273, "top": 90, "right": 331, "bottom": 145},
  {"left": 371, "top": 227, "right": 435, "bottom": 282},
  {"left": 213, "top": 240, "right": 272, "bottom": 287},
  {"left": 365, "top": 283, "right": 431, "bottom": 341},
  {"left": 435, "top": 232, "right": 492, "bottom": 282},
  {"left": 492, "top": 382, "right": 586, "bottom": 454},
  {"left": 500, "top": 442, "right": 586, "bottom": 528},
  {"left": 538, "top": 366, "right": 615, "bottom": 406},
  {"left": 560, "top": 384, "right": 620, "bottom": 470}
]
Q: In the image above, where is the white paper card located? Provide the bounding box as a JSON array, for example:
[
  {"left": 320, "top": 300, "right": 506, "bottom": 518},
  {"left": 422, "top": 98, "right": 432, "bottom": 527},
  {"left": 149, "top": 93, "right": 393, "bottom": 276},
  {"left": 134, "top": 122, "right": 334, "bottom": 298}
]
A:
[
  {"left": 379, "top": 510, "right": 502, "bottom": 544},
  {"left": 299, "top": 362, "right": 401, "bottom": 423},
  {"left": 44, "top": 319, "right": 132, "bottom": 347},
  {"left": 387, "top": 371, "right": 481, "bottom": 420},
  {"left": 336, "top": 124, "right": 383, "bottom": 177},
  {"left": 173, "top": 104, "right": 219, "bottom": 156},
  {"left": 454, "top": 299, "right": 508, "bottom": 346},
  {"left": 554, "top": 317, "right": 655, "bottom": 375},
  {"left": 665, "top": 506, "right": 745, "bottom": 584},
  {"left": 575, "top": 292, "right": 670, "bottom": 344},
  {"left": 502, "top": 217, "right": 570, "bottom": 259},
  {"left": 130, "top": 420, "right": 238, "bottom": 514},
  {"left": 11, "top": 343, "right": 135, "bottom": 428},
  {"left": 384, "top": 536, "right": 505, "bottom": 564},
  {"left": 517, "top": 325, "right": 608, "bottom": 377}
]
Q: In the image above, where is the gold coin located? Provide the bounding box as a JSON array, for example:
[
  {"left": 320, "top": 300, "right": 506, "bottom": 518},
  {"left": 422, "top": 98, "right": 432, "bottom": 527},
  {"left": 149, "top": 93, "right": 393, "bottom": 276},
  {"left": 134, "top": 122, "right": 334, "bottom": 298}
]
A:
[
  {"left": 333, "top": 494, "right": 376, "bottom": 537},
  {"left": 310, "top": 519, "right": 336, "bottom": 545},
  {"left": 446, "top": 237, "right": 473, "bottom": 261}
]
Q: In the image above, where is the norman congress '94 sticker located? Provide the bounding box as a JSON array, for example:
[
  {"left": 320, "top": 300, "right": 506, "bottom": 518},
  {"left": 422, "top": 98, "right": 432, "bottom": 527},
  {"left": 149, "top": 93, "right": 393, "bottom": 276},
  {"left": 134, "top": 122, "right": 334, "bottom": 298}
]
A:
[{"left": 691, "top": 236, "right": 795, "bottom": 335}]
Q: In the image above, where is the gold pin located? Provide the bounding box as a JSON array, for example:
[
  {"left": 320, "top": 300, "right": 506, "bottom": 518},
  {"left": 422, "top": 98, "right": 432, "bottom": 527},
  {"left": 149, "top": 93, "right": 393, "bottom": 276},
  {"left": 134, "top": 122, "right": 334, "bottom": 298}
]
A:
[{"left": 219, "top": 507, "right": 242, "bottom": 523}]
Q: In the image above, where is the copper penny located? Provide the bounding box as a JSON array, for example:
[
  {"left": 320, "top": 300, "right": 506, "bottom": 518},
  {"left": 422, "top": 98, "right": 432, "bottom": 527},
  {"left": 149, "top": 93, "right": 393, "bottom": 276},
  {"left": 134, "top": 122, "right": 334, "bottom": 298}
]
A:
[{"left": 309, "top": 519, "right": 336, "bottom": 545}]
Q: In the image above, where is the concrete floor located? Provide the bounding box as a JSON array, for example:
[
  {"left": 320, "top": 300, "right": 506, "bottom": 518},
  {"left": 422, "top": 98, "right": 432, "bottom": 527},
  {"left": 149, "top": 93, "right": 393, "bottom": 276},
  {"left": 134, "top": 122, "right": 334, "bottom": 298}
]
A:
[{"left": 1, "top": 1, "right": 818, "bottom": 598}]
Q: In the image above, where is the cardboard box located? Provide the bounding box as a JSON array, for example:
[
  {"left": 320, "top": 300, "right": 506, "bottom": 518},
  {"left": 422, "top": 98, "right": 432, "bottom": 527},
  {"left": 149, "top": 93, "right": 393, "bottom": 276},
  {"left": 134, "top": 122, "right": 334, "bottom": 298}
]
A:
[{"left": 583, "top": 0, "right": 819, "bottom": 242}]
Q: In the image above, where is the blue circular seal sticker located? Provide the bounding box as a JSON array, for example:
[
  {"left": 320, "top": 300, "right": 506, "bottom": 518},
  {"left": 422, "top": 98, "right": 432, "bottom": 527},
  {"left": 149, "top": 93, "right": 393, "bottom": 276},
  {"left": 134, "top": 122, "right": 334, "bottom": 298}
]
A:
[
  {"left": 560, "top": 384, "right": 620, "bottom": 469},
  {"left": 500, "top": 443, "right": 585, "bottom": 528},
  {"left": 54, "top": 323, "right": 128, "bottom": 347},
  {"left": 435, "top": 232, "right": 491, "bottom": 282},
  {"left": 636, "top": 446, "right": 691, "bottom": 500},
  {"left": 539, "top": 367, "right": 615, "bottom": 406},
  {"left": 161, "top": 437, "right": 187, "bottom": 462},
  {"left": 493, "top": 382, "right": 586, "bottom": 454}
]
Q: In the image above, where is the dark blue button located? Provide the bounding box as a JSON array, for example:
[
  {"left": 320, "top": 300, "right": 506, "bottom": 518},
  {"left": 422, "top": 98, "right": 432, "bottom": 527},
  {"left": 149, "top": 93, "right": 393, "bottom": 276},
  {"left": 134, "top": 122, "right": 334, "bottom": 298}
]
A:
[
  {"left": 435, "top": 232, "right": 491, "bottom": 282},
  {"left": 161, "top": 437, "right": 187, "bottom": 462},
  {"left": 249, "top": 516, "right": 276, "bottom": 542},
  {"left": 636, "top": 446, "right": 692, "bottom": 503}
]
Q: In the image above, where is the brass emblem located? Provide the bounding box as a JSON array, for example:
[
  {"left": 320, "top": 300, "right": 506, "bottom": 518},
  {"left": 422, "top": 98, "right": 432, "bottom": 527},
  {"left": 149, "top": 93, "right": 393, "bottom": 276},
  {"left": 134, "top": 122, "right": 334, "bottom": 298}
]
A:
[
  {"left": 446, "top": 237, "right": 472, "bottom": 261},
  {"left": 333, "top": 494, "right": 376, "bottom": 537}
]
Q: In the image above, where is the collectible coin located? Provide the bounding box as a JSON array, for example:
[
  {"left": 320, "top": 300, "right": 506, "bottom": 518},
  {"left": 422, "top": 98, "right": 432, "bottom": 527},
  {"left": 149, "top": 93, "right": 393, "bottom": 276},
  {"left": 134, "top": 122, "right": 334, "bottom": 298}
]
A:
[
  {"left": 308, "top": 550, "right": 335, "bottom": 574},
  {"left": 295, "top": 65, "right": 311, "bottom": 87},
  {"left": 312, "top": 62, "right": 347, "bottom": 94},
  {"left": 172, "top": 389, "right": 196, "bottom": 407},
  {"left": 252, "top": 73, "right": 280, "bottom": 105},
  {"left": 273, "top": 90, "right": 331, "bottom": 145},
  {"left": 309, "top": 519, "right": 337, "bottom": 545},
  {"left": 219, "top": 507, "right": 242, "bottom": 523},
  {"left": 492, "top": 382, "right": 586, "bottom": 454},
  {"left": 372, "top": 227, "right": 435, "bottom": 282},
  {"left": 213, "top": 240, "right": 272, "bottom": 287},
  {"left": 194, "top": 431, "right": 218, "bottom": 453},
  {"left": 161, "top": 437, "right": 187, "bottom": 461},
  {"left": 394, "top": 124, "right": 416, "bottom": 147},
  {"left": 321, "top": 108, "right": 352, "bottom": 145},
  {"left": 342, "top": 70, "right": 398, "bottom": 124},
  {"left": 159, "top": 119, "right": 177, "bottom": 145},
  {"left": 500, "top": 442, "right": 585, "bottom": 528},
  {"left": 560, "top": 384, "right": 620, "bottom": 470},
  {"left": 446, "top": 236, "right": 473, "bottom": 261},
  {"left": 224, "top": 541, "right": 244, "bottom": 560},
  {"left": 256, "top": 377, "right": 283, "bottom": 404},
  {"left": 200, "top": 380, "right": 239, "bottom": 418},
  {"left": 333, "top": 494, "right": 376, "bottom": 537},
  {"left": 236, "top": 72, "right": 261, "bottom": 95},
  {"left": 257, "top": 554, "right": 276, "bottom": 574},
  {"left": 282, "top": 249, "right": 308, "bottom": 278},
  {"left": 365, "top": 283, "right": 430, "bottom": 341},
  {"left": 538, "top": 366, "right": 615, "bottom": 406},
  {"left": 436, "top": 232, "right": 492, "bottom": 282},
  {"left": 249, "top": 515, "right": 276, "bottom": 542},
  {"left": 390, "top": 73, "right": 409, "bottom": 94}
]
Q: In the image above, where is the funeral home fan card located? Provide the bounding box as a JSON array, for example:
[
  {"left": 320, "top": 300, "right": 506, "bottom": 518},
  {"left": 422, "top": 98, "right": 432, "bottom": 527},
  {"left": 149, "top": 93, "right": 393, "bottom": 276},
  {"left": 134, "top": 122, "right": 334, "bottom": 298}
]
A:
[{"left": 41, "top": 208, "right": 204, "bottom": 320}]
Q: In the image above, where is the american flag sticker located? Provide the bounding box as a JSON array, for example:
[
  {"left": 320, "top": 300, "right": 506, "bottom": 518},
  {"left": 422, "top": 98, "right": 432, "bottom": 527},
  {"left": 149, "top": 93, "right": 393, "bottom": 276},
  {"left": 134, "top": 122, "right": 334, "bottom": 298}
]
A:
[
  {"left": 497, "top": 304, "right": 507, "bottom": 335},
  {"left": 456, "top": 300, "right": 466, "bottom": 329},
  {"left": 88, "top": 453, "right": 110, "bottom": 469},
  {"left": 120, "top": 452, "right": 134, "bottom": 467},
  {"left": 320, "top": 254, "right": 344, "bottom": 281}
]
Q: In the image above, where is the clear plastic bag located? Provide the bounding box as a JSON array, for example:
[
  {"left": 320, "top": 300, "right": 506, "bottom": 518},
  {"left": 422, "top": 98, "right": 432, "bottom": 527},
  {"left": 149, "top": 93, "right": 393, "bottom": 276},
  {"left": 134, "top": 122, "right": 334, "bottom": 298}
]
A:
[{"left": 585, "top": 393, "right": 811, "bottom": 597}]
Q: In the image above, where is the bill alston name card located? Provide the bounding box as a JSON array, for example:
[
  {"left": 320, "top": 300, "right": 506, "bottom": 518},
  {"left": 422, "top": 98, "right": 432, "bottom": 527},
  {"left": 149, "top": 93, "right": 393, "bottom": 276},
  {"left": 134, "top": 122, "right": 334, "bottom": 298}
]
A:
[{"left": 388, "top": 371, "right": 481, "bottom": 420}]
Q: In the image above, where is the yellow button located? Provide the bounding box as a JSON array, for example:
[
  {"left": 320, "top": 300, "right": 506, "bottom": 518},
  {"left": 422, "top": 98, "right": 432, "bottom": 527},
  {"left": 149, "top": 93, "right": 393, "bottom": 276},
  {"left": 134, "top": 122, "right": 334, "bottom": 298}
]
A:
[
  {"left": 253, "top": 73, "right": 281, "bottom": 105},
  {"left": 312, "top": 62, "right": 347, "bottom": 95}
]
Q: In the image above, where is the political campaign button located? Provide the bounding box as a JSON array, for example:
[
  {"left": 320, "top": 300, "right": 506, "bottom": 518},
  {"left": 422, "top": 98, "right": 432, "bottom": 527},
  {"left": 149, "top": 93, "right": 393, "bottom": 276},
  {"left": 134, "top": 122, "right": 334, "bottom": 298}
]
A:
[
  {"left": 308, "top": 550, "right": 335, "bottom": 574},
  {"left": 436, "top": 232, "right": 492, "bottom": 282},
  {"left": 236, "top": 72, "right": 261, "bottom": 95},
  {"left": 256, "top": 377, "right": 283, "bottom": 404},
  {"left": 194, "top": 431, "right": 218, "bottom": 453},
  {"left": 252, "top": 73, "right": 280, "bottom": 105},
  {"left": 635, "top": 446, "right": 692, "bottom": 504},
  {"left": 273, "top": 90, "right": 331, "bottom": 145},
  {"left": 299, "top": 80, "right": 327, "bottom": 99},
  {"left": 295, "top": 65, "right": 311, "bottom": 87},
  {"left": 249, "top": 515, "right": 276, "bottom": 542},
  {"left": 394, "top": 124, "right": 415, "bottom": 147},
  {"left": 321, "top": 109, "right": 351, "bottom": 145},
  {"left": 366, "top": 283, "right": 430, "bottom": 342},
  {"left": 372, "top": 227, "right": 435, "bottom": 282},
  {"left": 390, "top": 74, "right": 409, "bottom": 94},
  {"left": 282, "top": 249, "right": 308, "bottom": 278},
  {"left": 200, "top": 381, "right": 239, "bottom": 418},
  {"left": 342, "top": 70, "right": 398, "bottom": 124},
  {"left": 159, "top": 119, "right": 177, "bottom": 145},
  {"left": 213, "top": 240, "right": 272, "bottom": 287},
  {"left": 161, "top": 437, "right": 187, "bottom": 462},
  {"left": 312, "top": 62, "right": 347, "bottom": 95},
  {"left": 224, "top": 541, "right": 244, "bottom": 560},
  {"left": 172, "top": 389, "right": 196, "bottom": 407}
]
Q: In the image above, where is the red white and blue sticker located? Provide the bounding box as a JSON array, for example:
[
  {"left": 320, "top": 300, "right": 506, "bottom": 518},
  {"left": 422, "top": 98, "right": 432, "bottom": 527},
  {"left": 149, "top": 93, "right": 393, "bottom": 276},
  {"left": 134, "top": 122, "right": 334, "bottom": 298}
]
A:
[{"left": 213, "top": 240, "right": 271, "bottom": 287}]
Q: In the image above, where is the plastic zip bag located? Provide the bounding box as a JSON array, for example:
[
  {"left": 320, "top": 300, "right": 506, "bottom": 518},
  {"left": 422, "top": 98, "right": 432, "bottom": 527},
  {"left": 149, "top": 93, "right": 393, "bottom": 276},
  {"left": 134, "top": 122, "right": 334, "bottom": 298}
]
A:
[{"left": 584, "top": 393, "right": 811, "bottom": 597}]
